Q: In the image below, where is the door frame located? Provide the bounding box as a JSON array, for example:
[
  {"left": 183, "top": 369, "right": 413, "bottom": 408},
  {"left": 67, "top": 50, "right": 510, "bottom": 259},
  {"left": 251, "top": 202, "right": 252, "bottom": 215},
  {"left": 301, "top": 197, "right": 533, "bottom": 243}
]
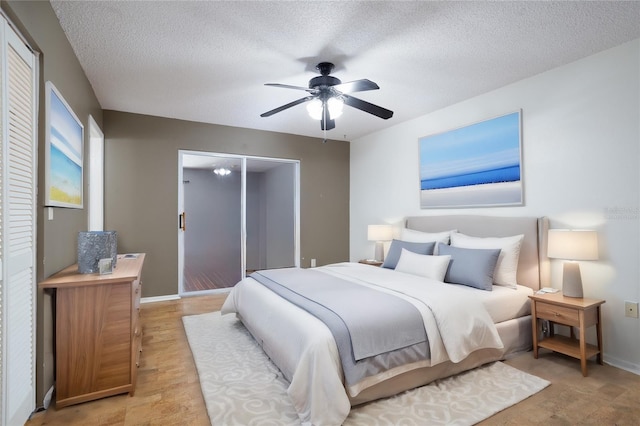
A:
[{"left": 178, "top": 150, "right": 300, "bottom": 296}]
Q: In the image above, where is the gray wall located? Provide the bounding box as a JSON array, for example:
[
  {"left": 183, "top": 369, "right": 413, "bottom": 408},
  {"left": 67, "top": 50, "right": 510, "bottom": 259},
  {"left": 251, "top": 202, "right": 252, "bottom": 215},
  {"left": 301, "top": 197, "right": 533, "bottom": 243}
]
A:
[
  {"left": 246, "top": 172, "right": 265, "bottom": 270},
  {"left": 104, "top": 110, "right": 350, "bottom": 298},
  {"left": 2, "top": 1, "right": 104, "bottom": 406},
  {"left": 265, "top": 163, "right": 296, "bottom": 268}
]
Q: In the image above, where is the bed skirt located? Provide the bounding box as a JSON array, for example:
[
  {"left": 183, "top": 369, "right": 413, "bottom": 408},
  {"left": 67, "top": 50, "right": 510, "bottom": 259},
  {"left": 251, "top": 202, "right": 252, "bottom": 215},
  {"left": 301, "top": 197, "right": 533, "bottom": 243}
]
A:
[{"left": 348, "top": 315, "right": 532, "bottom": 405}]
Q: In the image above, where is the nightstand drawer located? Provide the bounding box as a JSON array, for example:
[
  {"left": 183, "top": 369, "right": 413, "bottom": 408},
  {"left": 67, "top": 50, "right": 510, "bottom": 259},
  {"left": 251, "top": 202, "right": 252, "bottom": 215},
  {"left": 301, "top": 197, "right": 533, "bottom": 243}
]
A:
[{"left": 536, "top": 302, "right": 580, "bottom": 326}]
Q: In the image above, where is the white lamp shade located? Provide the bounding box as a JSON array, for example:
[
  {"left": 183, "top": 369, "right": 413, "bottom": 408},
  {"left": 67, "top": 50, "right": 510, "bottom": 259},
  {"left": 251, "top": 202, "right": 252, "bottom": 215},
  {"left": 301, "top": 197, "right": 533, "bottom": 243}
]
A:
[
  {"left": 547, "top": 229, "right": 598, "bottom": 260},
  {"left": 307, "top": 97, "right": 344, "bottom": 120},
  {"left": 306, "top": 99, "right": 323, "bottom": 120},
  {"left": 327, "top": 97, "right": 343, "bottom": 119},
  {"left": 367, "top": 224, "right": 393, "bottom": 242}
]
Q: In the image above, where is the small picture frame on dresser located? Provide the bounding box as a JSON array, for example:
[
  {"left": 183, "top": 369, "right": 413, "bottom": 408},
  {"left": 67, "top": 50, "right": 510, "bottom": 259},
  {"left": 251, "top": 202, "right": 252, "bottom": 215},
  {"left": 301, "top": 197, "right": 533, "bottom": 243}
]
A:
[{"left": 99, "top": 258, "right": 113, "bottom": 275}]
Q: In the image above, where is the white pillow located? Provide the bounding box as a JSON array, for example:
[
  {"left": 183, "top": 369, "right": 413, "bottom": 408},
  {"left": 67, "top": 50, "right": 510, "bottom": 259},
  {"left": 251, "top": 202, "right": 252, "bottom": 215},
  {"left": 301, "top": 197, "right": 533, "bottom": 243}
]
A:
[
  {"left": 450, "top": 233, "right": 524, "bottom": 289},
  {"left": 400, "top": 228, "right": 457, "bottom": 254},
  {"left": 394, "top": 248, "right": 451, "bottom": 282}
]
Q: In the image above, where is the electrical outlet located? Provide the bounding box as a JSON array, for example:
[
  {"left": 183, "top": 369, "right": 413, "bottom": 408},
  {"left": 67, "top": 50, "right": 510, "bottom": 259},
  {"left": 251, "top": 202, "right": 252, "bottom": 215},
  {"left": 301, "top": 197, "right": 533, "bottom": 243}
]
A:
[{"left": 625, "top": 301, "right": 639, "bottom": 318}]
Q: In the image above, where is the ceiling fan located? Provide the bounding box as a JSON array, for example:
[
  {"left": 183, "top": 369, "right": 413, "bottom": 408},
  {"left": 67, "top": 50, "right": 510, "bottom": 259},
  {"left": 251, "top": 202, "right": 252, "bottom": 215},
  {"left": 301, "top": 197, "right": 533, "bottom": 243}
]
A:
[{"left": 260, "top": 62, "right": 394, "bottom": 131}]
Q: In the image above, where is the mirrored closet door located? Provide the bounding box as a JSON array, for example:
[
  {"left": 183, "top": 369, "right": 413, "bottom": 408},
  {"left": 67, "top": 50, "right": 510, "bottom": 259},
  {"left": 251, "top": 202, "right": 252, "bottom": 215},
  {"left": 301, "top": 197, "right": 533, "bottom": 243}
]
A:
[{"left": 178, "top": 151, "right": 299, "bottom": 295}]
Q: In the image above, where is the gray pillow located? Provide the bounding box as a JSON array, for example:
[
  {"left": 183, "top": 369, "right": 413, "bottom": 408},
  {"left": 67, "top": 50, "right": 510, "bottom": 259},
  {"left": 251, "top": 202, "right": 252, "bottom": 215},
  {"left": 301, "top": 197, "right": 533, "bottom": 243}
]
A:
[
  {"left": 382, "top": 240, "right": 436, "bottom": 269},
  {"left": 437, "top": 243, "right": 500, "bottom": 291}
]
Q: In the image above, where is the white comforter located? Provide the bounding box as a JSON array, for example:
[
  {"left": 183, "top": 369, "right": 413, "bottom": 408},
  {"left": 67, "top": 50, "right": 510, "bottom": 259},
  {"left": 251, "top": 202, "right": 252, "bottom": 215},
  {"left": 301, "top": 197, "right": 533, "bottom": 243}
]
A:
[{"left": 221, "top": 263, "right": 503, "bottom": 426}]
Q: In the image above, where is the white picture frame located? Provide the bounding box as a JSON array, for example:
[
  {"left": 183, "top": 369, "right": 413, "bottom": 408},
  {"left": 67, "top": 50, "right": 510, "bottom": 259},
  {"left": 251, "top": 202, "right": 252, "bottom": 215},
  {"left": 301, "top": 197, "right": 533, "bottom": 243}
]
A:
[
  {"left": 419, "top": 110, "right": 523, "bottom": 209},
  {"left": 45, "top": 81, "right": 84, "bottom": 208}
]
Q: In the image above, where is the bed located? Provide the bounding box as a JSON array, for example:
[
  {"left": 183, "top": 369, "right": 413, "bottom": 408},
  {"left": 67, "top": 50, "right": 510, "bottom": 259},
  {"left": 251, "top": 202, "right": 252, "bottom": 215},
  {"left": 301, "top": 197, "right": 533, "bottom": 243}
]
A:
[{"left": 221, "top": 215, "right": 550, "bottom": 425}]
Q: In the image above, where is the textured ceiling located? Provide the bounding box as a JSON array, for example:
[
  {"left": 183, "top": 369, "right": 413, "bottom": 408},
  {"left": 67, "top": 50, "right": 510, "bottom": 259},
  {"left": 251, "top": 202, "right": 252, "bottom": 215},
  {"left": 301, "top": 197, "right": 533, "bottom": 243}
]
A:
[{"left": 50, "top": 1, "right": 640, "bottom": 141}]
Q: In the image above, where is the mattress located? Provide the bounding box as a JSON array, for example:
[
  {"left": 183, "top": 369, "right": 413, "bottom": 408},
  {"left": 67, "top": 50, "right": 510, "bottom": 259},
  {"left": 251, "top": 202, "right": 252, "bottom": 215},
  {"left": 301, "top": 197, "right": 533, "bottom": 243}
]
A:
[
  {"left": 323, "top": 263, "right": 532, "bottom": 324},
  {"left": 455, "top": 282, "right": 533, "bottom": 323},
  {"left": 221, "top": 262, "right": 534, "bottom": 425}
]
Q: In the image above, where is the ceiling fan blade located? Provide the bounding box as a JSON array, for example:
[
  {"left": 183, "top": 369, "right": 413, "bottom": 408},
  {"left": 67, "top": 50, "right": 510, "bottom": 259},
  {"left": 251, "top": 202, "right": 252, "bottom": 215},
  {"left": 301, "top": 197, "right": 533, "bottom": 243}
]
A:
[
  {"left": 260, "top": 96, "right": 315, "bottom": 117},
  {"left": 265, "top": 83, "right": 314, "bottom": 92},
  {"left": 321, "top": 102, "right": 335, "bottom": 130},
  {"left": 333, "top": 79, "right": 379, "bottom": 94},
  {"left": 321, "top": 116, "right": 335, "bottom": 131},
  {"left": 342, "top": 94, "right": 394, "bottom": 119}
]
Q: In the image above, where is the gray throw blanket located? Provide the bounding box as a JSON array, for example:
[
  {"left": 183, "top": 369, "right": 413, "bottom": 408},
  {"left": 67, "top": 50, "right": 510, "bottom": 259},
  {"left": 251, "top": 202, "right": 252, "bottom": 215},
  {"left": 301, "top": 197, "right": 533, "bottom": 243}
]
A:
[{"left": 251, "top": 268, "right": 430, "bottom": 386}]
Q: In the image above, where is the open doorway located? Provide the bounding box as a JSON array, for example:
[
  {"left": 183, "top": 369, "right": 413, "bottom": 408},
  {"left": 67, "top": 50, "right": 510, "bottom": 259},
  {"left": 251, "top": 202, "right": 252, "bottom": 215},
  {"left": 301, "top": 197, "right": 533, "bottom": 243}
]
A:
[{"left": 178, "top": 151, "right": 299, "bottom": 295}]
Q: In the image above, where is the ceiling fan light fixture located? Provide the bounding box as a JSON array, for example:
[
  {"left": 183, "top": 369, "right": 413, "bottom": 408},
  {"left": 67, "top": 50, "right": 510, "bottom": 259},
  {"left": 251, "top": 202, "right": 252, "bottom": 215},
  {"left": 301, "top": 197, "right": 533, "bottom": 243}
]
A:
[
  {"left": 306, "top": 98, "right": 323, "bottom": 120},
  {"left": 213, "top": 167, "right": 231, "bottom": 176},
  {"left": 306, "top": 97, "right": 344, "bottom": 121},
  {"left": 327, "top": 97, "right": 344, "bottom": 119}
]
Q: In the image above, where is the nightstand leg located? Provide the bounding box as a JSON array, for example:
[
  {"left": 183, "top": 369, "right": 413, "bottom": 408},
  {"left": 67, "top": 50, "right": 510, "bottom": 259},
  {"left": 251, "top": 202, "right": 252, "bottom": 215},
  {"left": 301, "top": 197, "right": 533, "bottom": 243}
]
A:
[
  {"left": 579, "top": 310, "right": 588, "bottom": 376},
  {"left": 531, "top": 301, "right": 539, "bottom": 359},
  {"left": 596, "top": 306, "right": 604, "bottom": 365}
]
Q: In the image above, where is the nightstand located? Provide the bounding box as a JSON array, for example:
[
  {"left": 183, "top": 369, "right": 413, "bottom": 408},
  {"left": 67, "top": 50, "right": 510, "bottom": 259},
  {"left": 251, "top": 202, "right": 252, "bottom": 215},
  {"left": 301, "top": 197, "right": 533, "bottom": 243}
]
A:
[
  {"left": 358, "top": 259, "right": 383, "bottom": 267},
  {"left": 529, "top": 292, "right": 605, "bottom": 376}
]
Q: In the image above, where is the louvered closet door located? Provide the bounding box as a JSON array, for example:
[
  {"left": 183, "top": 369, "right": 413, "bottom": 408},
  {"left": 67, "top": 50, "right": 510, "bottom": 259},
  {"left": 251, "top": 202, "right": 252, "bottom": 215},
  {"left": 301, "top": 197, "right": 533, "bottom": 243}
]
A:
[{"left": 0, "top": 16, "right": 38, "bottom": 425}]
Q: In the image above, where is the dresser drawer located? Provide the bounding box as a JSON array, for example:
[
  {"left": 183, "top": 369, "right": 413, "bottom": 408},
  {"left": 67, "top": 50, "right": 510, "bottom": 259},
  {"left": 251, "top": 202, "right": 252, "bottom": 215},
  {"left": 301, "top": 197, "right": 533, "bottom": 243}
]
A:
[{"left": 536, "top": 302, "right": 580, "bottom": 326}]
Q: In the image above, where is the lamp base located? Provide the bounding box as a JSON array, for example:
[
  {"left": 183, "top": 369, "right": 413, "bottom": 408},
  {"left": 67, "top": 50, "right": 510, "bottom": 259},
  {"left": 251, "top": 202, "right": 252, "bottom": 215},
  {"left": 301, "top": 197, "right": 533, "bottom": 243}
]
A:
[
  {"left": 374, "top": 241, "right": 385, "bottom": 262},
  {"left": 562, "top": 262, "right": 583, "bottom": 298}
]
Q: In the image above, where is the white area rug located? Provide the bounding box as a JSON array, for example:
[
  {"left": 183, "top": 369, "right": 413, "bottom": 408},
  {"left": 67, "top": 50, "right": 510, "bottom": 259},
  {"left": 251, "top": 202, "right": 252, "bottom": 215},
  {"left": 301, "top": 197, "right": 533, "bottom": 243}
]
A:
[{"left": 183, "top": 312, "right": 549, "bottom": 425}]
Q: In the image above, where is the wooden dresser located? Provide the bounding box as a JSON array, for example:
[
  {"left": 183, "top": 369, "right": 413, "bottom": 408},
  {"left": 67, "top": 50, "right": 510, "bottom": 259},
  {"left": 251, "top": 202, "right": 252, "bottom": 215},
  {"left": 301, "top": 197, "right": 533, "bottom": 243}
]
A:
[{"left": 39, "top": 253, "right": 145, "bottom": 408}]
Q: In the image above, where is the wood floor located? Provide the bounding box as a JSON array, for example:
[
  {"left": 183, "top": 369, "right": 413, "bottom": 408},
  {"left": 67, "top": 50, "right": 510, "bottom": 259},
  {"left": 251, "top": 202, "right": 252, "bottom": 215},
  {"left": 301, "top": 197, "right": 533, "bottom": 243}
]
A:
[
  {"left": 27, "top": 294, "right": 640, "bottom": 425},
  {"left": 183, "top": 266, "right": 227, "bottom": 292}
]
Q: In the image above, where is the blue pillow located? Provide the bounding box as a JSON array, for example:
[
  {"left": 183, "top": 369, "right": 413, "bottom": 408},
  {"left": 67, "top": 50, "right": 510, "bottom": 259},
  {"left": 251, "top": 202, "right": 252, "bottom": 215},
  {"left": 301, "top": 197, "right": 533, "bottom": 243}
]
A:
[
  {"left": 437, "top": 243, "right": 500, "bottom": 291},
  {"left": 382, "top": 240, "right": 435, "bottom": 269}
]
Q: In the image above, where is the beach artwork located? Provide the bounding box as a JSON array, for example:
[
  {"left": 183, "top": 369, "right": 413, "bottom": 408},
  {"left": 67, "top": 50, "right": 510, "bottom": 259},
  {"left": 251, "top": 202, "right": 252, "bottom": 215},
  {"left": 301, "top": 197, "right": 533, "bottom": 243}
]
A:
[
  {"left": 45, "top": 82, "right": 83, "bottom": 208},
  {"left": 419, "top": 111, "right": 522, "bottom": 208}
]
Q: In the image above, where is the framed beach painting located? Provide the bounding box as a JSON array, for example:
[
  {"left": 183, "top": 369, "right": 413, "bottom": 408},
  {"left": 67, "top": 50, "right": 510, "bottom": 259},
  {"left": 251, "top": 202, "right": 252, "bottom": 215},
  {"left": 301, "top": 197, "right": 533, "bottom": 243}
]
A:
[
  {"left": 419, "top": 111, "right": 523, "bottom": 209},
  {"left": 45, "top": 81, "right": 84, "bottom": 208}
]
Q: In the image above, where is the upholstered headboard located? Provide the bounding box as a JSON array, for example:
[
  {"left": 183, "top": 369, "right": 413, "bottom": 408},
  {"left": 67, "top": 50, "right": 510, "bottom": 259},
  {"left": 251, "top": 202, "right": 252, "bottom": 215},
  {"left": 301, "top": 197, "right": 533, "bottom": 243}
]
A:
[{"left": 405, "top": 215, "right": 549, "bottom": 291}]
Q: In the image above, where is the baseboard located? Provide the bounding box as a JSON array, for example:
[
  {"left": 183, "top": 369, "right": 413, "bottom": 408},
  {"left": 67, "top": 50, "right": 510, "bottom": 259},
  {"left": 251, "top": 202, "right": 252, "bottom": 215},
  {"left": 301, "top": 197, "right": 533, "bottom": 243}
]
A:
[
  {"left": 605, "top": 354, "right": 640, "bottom": 376},
  {"left": 141, "top": 294, "right": 180, "bottom": 304},
  {"left": 141, "top": 289, "right": 231, "bottom": 304}
]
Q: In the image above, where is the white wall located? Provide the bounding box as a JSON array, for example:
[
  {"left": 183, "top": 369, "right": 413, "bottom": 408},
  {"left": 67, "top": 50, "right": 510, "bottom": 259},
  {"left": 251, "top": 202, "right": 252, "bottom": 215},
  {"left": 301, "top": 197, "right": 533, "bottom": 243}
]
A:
[{"left": 350, "top": 39, "right": 640, "bottom": 373}]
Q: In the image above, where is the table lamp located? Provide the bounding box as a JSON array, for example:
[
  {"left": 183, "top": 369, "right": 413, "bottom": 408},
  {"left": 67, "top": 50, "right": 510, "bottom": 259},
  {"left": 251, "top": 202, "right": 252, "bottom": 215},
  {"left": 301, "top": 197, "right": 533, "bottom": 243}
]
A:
[
  {"left": 547, "top": 229, "right": 598, "bottom": 298},
  {"left": 367, "top": 224, "right": 393, "bottom": 262}
]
